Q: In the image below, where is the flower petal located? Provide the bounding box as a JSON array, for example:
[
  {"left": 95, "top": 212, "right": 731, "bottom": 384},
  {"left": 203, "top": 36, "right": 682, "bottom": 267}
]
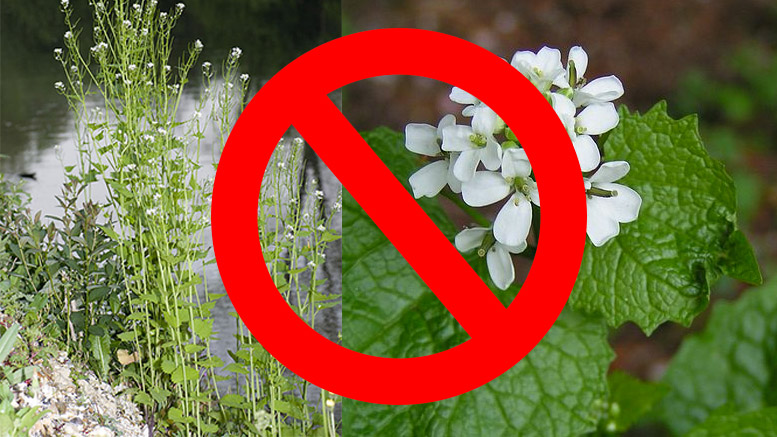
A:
[
  {"left": 454, "top": 227, "right": 489, "bottom": 252},
  {"left": 569, "top": 45, "right": 589, "bottom": 80},
  {"left": 408, "top": 160, "right": 449, "bottom": 199},
  {"left": 405, "top": 123, "right": 440, "bottom": 156},
  {"left": 576, "top": 102, "right": 619, "bottom": 135},
  {"left": 493, "top": 194, "right": 533, "bottom": 247},
  {"left": 436, "top": 114, "right": 457, "bottom": 138},
  {"left": 450, "top": 87, "right": 478, "bottom": 105},
  {"left": 480, "top": 136, "right": 502, "bottom": 171},
  {"left": 486, "top": 245, "right": 515, "bottom": 290},
  {"left": 453, "top": 149, "right": 481, "bottom": 182},
  {"left": 441, "top": 125, "right": 474, "bottom": 152},
  {"left": 502, "top": 240, "right": 528, "bottom": 254},
  {"left": 472, "top": 105, "right": 498, "bottom": 135},
  {"left": 536, "top": 46, "right": 564, "bottom": 80},
  {"left": 447, "top": 153, "right": 463, "bottom": 193},
  {"left": 589, "top": 161, "right": 630, "bottom": 183},
  {"left": 461, "top": 171, "right": 511, "bottom": 206},
  {"left": 574, "top": 75, "right": 624, "bottom": 107},
  {"left": 527, "top": 178, "right": 540, "bottom": 206},
  {"left": 591, "top": 182, "right": 642, "bottom": 223},
  {"left": 572, "top": 135, "right": 601, "bottom": 172},
  {"left": 586, "top": 196, "right": 622, "bottom": 246},
  {"left": 510, "top": 50, "right": 535, "bottom": 77},
  {"left": 461, "top": 105, "right": 477, "bottom": 117},
  {"left": 502, "top": 148, "right": 532, "bottom": 178}
]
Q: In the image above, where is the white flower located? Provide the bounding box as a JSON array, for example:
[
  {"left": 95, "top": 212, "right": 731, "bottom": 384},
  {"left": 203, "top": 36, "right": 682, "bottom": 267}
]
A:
[
  {"left": 128, "top": 64, "right": 137, "bottom": 71},
  {"left": 449, "top": 87, "right": 480, "bottom": 117},
  {"left": 61, "top": 0, "right": 69, "bottom": 7},
  {"left": 141, "top": 28, "right": 149, "bottom": 36},
  {"left": 230, "top": 47, "right": 243, "bottom": 60},
  {"left": 405, "top": 114, "right": 461, "bottom": 197},
  {"left": 441, "top": 109, "right": 502, "bottom": 181},
  {"left": 317, "top": 224, "right": 326, "bottom": 232},
  {"left": 193, "top": 111, "right": 201, "bottom": 119},
  {"left": 70, "top": 65, "right": 77, "bottom": 73},
  {"left": 240, "top": 73, "right": 250, "bottom": 82},
  {"left": 160, "top": 12, "right": 168, "bottom": 19},
  {"left": 133, "top": 3, "right": 141, "bottom": 11},
  {"left": 123, "top": 19, "right": 132, "bottom": 27},
  {"left": 164, "top": 65, "right": 171, "bottom": 72},
  {"left": 54, "top": 81, "right": 66, "bottom": 92},
  {"left": 307, "top": 260, "right": 317, "bottom": 269},
  {"left": 147, "top": 62, "right": 154, "bottom": 68},
  {"left": 584, "top": 161, "right": 641, "bottom": 246},
  {"left": 194, "top": 39, "right": 203, "bottom": 51},
  {"left": 315, "top": 190, "right": 324, "bottom": 200},
  {"left": 202, "top": 61, "right": 212, "bottom": 69},
  {"left": 455, "top": 227, "right": 527, "bottom": 290},
  {"left": 176, "top": 2, "right": 185, "bottom": 11},
  {"left": 54, "top": 48, "right": 63, "bottom": 60},
  {"left": 462, "top": 169, "right": 539, "bottom": 248},
  {"left": 64, "top": 31, "right": 73, "bottom": 39},
  {"left": 511, "top": 46, "right": 565, "bottom": 91},
  {"left": 293, "top": 137, "right": 304, "bottom": 146},
  {"left": 554, "top": 46, "right": 624, "bottom": 107},
  {"left": 551, "top": 93, "right": 619, "bottom": 172}
]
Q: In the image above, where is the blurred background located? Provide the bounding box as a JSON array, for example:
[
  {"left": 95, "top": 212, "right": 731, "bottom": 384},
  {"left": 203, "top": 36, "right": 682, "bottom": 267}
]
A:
[{"left": 343, "top": 0, "right": 777, "bottom": 425}]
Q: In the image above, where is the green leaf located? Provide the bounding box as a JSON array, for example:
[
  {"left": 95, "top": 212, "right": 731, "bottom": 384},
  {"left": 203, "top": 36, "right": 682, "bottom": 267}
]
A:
[
  {"left": 191, "top": 318, "right": 213, "bottom": 339},
  {"left": 684, "top": 408, "right": 777, "bottom": 437},
  {"left": 656, "top": 277, "right": 777, "bottom": 434},
  {"left": 171, "top": 364, "right": 199, "bottom": 384},
  {"left": 343, "top": 128, "right": 613, "bottom": 436},
  {"left": 168, "top": 406, "right": 195, "bottom": 424},
  {"left": 0, "top": 323, "right": 20, "bottom": 362},
  {"left": 220, "top": 393, "right": 248, "bottom": 409},
  {"left": 570, "top": 102, "right": 761, "bottom": 333},
  {"left": 602, "top": 371, "right": 668, "bottom": 433}
]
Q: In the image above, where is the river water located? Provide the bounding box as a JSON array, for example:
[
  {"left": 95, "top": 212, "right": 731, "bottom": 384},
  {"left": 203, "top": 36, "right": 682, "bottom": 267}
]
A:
[{"left": 0, "top": 50, "right": 342, "bottom": 412}]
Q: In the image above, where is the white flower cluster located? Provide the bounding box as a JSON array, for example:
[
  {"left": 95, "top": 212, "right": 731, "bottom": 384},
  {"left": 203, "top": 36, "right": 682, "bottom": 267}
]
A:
[{"left": 405, "top": 46, "right": 642, "bottom": 290}]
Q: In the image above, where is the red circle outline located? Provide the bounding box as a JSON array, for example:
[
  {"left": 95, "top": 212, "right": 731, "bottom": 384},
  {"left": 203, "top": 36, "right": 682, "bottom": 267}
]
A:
[{"left": 212, "top": 28, "right": 586, "bottom": 405}]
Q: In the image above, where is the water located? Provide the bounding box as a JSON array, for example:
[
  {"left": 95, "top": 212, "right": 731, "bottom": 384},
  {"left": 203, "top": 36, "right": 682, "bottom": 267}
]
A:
[{"left": 0, "top": 48, "right": 342, "bottom": 414}]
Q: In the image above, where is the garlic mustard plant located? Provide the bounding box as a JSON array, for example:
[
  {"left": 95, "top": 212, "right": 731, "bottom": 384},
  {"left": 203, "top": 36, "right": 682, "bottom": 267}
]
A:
[{"left": 405, "top": 46, "right": 640, "bottom": 289}]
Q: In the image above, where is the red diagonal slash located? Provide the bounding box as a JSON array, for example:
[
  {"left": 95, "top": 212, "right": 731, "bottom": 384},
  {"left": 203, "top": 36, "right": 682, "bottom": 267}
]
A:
[
  {"left": 212, "top": 28, "right": 586, "bottom": 404},
  {"left": 295, "top": 95, "right": 508, "bottom": 340}
]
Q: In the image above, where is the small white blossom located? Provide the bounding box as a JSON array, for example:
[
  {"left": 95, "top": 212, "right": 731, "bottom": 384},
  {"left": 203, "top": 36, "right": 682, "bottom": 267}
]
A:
[
  {"left": 316, "top": 225, "right": 326, "bottom": 232},
  {"left": 240, "top": 73, "right": 250, "bottom": 82},
  {"left": 202, "top": 61, "right": 212, "bottom": 70},
  {"left": 314, "top": 190, "right": 324, "bottom": 200},
  {"left": 455, "top": 227, "right": 527, "bottom": 290},
  {"left": 511, "top": 46, "right": 565, "bottom": 91},
  {"left": 61, "top": 0, "right": 69, "bottom": 7},
  {"left": 406, "top": 114, "right": 461, "bottom": 197},
  {"left": 133, "top": 3, "right": 141, "bottom": 11},
  {"left": 128, "top": 64, "right": 137, "bottom": 71},
  {"left": 141, "top": 28, "right": 149, "bottom": 36},
  {"left": 164, "top": 65, "right": 171, "bottom": 72},
  {"left": 54, "top": 48, "right": 63, "bottom": 60},
  {"left": 70, "top": 65, "right": 77, "bottom": 74},
  {"left": 176, "top": 2, "right": 185, "bottom": 11},
  {"left": 307, "top": 261, "right": 317, "bottom": 269},
  {"left": 194, "top": 39, "right": 203, "bottom": 51},
  {"left": 64, "top": 31, "right": 73, "bottom": 39},
  {"left": 230, "top": 47, "right": 243, "bottom": 60},
  {"left": 54, "top": 81, "right": 66, "bottom": 92},
  {"left": 441, "top": 107, "right": 502, "bottom": 181},
  {"left": 123, "top": 19, "right": 132, "bottom": 27},
  {"left": 584, "top": 162, "right": 641, "bottom": 246},
  {"left": 147, "top": 62, "right": 154, "bottom": 68}
]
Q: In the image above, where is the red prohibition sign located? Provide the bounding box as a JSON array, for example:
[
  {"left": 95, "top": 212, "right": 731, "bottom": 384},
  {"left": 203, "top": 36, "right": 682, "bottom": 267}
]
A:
[{"left": 212, "top": 28, "right": 586, "bottom": 405}]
